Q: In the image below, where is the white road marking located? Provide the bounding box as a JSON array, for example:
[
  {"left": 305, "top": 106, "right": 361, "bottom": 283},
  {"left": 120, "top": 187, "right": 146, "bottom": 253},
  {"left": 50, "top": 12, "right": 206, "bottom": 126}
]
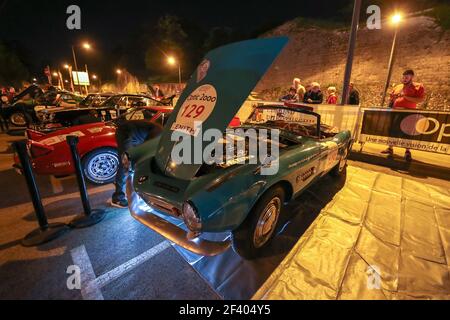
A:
[
  {"left": 94, "top": 241, "right": 171, "bottom": 289},
  {"left": 70, "top": 245, "right": 104, "bottom": 300},
  {"left": 71, "top": 241, "right": 171, "bottom": 300}
]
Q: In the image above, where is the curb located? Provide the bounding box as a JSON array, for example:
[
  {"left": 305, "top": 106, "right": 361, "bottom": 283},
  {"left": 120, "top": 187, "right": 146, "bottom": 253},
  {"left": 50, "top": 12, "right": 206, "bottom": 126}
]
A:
[{"left": 349, "top": 151, "right": 450, "bottom": 182}]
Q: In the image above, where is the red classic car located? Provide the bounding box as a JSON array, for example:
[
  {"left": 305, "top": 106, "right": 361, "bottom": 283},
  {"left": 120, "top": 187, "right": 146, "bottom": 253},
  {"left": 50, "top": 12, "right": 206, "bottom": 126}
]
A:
[{"left": 14, "top": 106, "right": 174, "bottom": 185}]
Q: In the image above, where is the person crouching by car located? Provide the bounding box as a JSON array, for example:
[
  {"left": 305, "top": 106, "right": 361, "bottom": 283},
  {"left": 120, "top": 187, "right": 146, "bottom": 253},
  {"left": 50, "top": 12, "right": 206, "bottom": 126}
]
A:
[
  {"left": 111, "top": 115, "right": 163, "bottom": 208},
  {"left": 303, "top": 82, "right": 324, "bottom": 104},
  {"left": 326, "top": 86, "right": 338, "bottom": 105},
  {"left": 381, "top": 69, "right": 425, "bottom": 161},
  {"left": 280, "top": 87, "right": 299, "bottom": 103}
]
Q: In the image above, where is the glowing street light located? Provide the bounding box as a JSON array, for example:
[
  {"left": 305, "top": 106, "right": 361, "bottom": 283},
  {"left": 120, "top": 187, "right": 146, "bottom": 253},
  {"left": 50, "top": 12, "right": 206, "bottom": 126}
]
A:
[
  {"left": 167, "top": 56, "right": 182, "bottom": 85},
  {"left": 71, "top": 42, "right": 93, "bottom": 95},
  {"left": 391, "top": 13, "right": 402, "bottom": 25},
  {"left": 381, "top": 12, "right": 404, "bottom": 106},
  {"left": 52, "top": 72, "right": 58, "bottom": 77},
  {"left": 167, "top": 56, "right": 176, "bottom": 66},
  {"left": 91, "top": 74, "right": 102, "bottom": 91},
  {"left": 63, "top": 63, "right": 75, "bottom": 92},
  {"left": 116, "top": 69, "right": 122, "bottom": 75}
]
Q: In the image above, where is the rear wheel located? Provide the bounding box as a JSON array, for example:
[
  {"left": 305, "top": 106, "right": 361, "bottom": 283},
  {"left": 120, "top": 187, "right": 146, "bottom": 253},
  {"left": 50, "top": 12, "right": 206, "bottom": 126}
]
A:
[
  {"left": 9, "top": 112, "right": 30, "bottom": 127},
  {"left": 330, "top": 147, "right": 349, "bottom": 177},
  {"left": 82, "top": 148, "right": 119, "bottom": 185},
  {"left": 232, "top": 186, "right": 285, "bottom": 260}
]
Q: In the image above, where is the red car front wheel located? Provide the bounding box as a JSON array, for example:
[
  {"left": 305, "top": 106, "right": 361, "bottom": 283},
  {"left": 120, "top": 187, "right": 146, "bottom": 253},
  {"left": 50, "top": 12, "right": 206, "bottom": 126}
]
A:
[{"left": 82, "top": 148, "right": 119, "bottom": 185}]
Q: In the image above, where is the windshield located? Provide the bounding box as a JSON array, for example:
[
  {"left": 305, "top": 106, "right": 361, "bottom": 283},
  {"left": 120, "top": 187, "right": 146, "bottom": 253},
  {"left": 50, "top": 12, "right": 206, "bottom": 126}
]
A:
[
  {"left": 101, "top": 96, "right": 122, "bottom": 108},
  {"left": 245, "top": 106, "right": 338, "bottom": 139},
  {"left": 100, "top": 95, "right": 168, "bottom": 108},
  {"left": 80, "top": 94, "right": 106, "bottom": 107},
  {"left": 246, "top": 106, "right": 319, "bottom": 136}
]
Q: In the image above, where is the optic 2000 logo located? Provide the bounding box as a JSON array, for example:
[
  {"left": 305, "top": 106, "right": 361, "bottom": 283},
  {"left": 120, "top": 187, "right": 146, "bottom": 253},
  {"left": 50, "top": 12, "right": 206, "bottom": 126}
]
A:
[{"left": 400, "top": 114, "right": 450, "bottom": 142}]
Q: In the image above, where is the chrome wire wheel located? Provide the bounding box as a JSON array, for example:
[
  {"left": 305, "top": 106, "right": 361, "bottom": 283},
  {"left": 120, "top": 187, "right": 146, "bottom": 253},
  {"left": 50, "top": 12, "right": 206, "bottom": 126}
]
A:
[
  {"left": 253, "top": 197, "right": 281, "bottom": 249},
  {"left": 86, "top": 153, "right": 119, "bottom": 182}
]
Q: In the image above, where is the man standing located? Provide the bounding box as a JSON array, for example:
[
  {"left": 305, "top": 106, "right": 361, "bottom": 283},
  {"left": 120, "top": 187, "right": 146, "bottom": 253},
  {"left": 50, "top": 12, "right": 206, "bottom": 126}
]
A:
[
  {"left": 348, "top": 83, "right": 360, "bottom": 105},
  {"left": 303, "top": 82, "right": 324, "bottom": 104},
  {"left": 381, "top": 69, "right": 425, "bottom": 161},
  {"left": 293, "top": 78, "right": 306, "bottom": 102}
]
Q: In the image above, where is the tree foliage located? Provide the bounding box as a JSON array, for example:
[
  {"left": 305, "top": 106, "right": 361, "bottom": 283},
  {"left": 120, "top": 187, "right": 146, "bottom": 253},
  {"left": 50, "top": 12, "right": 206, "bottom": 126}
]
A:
[{"left": 0, "top": 42, "right": 29, "bottom": 88}]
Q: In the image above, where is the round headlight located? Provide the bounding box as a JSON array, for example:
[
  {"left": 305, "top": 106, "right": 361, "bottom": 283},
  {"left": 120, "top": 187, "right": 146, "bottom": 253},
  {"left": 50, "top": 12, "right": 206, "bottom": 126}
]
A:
[{"left": 182, "top": 202, "right": 202, "bottom": 232}]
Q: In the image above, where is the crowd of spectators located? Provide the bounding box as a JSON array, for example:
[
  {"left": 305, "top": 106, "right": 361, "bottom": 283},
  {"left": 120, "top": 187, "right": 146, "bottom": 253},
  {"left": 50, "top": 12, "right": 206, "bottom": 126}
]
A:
[
  {"left": 280, "top": 78, "right": 360, "bottom": 106},
  {"left": 279, "top": 70, "right": 425, "bottom": 161}
]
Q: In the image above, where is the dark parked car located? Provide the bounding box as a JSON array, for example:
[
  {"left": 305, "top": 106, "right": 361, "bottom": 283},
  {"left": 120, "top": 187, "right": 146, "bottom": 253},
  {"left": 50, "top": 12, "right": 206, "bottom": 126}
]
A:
[
  {"left": 33, "top": 93, "right": 175, "bottom": 133},
  {"left": 1, "top": 85, "right": 84, "bottom": 127},
  {"left": 78, "top": 93, "right": 115, "bottom": 108}
]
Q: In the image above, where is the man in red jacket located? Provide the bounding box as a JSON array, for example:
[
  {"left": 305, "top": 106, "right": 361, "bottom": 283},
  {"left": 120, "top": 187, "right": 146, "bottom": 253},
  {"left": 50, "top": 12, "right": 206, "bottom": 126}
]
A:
[{"left": 381, "top": 70, "right": 425, "bottom": 161}]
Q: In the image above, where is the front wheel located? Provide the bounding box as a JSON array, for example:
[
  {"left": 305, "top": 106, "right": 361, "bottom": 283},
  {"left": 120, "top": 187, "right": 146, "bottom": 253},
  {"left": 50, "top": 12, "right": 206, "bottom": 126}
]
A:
[
  {"left": 82, "top": 148, "right": 119, "bottom": 185},
  {"left": 232, "top": 186, "right": 285, "bottom": 260}
]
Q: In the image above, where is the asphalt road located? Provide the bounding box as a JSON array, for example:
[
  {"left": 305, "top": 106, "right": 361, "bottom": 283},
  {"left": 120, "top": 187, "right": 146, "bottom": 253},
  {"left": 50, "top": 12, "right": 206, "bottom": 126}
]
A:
[
  {"left": 0, "top": 130, "right": 220, "bottom": 300},
  {"left": 0, "top": 130, "right": 448, "bottom": 300}
]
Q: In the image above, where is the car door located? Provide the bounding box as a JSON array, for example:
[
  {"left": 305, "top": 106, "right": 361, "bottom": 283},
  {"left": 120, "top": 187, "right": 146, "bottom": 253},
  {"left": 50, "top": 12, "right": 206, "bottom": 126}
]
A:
[
  {"left": 289, "top": 141, "right": 322, "bottom": 195},
  {"left": 318, "top": 138, "right": 340, "bottom": 175}
]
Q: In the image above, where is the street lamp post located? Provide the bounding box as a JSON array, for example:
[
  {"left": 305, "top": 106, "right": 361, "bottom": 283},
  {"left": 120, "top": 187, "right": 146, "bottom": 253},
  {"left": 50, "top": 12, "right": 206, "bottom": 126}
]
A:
[
  {"left": 71, "top": 46, "right": 80, "bottom": 94},
  {"left": 340, "top": 0, "right": 362, "bottom": 105},
  {"left": 92, "top": 74, "right": 102, "bottom": 92},
  {"left": 381, "top": 14, "right": 402, "bottom": 107},
  {"left": 167, "top": 56, "right": 182, "bottom": 85},
  {"left": 58, "top": 70, "right": 65, "bottom": 90},
  {"left": 64, "top": 64, "right": 75, "bottom": 93},
  {"left": 84, "top": 64, "right": 90, "bottom": 94},
  {"left": 71, "top": 42, "right": 91, "bottom": 95},
  {"left": 52, "top": 72, "right": 58, "bottom": 87}
]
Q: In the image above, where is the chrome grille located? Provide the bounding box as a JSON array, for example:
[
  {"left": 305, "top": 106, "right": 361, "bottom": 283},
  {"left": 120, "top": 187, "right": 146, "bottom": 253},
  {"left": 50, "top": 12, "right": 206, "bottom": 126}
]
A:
[{"left": 141, "top": 193, "right": 180, "bottom": 218}]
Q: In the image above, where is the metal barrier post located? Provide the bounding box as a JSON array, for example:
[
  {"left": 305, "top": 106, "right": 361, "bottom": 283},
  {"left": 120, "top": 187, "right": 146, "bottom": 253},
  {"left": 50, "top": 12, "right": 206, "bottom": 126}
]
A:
[
  {"left": 66, "top": 136, "right": 106, "bottom": 228},
  {"left": 13, "top": 141, "right": 69, "bottom": 247}
]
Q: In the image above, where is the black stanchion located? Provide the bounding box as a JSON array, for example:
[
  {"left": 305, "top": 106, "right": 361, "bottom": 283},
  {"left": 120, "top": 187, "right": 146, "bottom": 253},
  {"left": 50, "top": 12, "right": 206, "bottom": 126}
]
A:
[
  {"left": 66, "top": 136, "right": 106, "bottom": 228},
  {"left": 13, "top": 141, "right": 69, "bottom": 247}
]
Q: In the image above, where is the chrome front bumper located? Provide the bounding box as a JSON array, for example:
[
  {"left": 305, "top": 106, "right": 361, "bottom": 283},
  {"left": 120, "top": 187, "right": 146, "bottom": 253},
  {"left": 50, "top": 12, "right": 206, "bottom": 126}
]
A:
[{"left": 126, "top": 176, "right": 231, "bottom": 257}]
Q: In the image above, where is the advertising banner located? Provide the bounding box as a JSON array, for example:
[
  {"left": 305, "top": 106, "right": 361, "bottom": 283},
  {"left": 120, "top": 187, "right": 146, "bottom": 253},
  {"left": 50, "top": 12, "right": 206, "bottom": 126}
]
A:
[
  {"left": 72, "top": 71, "right": 90, "bottom": 86},
  {"left": 360, "top": 109, "right": 450, "bottom": 155}
]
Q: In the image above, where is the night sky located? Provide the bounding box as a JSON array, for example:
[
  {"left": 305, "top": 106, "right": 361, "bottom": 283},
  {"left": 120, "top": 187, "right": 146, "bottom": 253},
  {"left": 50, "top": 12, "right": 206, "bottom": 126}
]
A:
[{"left": 0, "top": 0, "right": 437, "bottom": 82}]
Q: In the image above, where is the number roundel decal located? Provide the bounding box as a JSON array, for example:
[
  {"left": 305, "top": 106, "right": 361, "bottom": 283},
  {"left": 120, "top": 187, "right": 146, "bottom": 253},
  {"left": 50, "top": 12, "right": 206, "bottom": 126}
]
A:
[{"left": 171, "top": 84, "right": 218, "bottom": 136}]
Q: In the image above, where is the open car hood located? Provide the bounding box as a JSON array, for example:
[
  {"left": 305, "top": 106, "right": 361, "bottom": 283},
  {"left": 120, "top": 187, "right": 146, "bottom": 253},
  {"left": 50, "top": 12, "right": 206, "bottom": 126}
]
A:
[{"left": 155, "top": 37, "right": 288, "bottom": 181}]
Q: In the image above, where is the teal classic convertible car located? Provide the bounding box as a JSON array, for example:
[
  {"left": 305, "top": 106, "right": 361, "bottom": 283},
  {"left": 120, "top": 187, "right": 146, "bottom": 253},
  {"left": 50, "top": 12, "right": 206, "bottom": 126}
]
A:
[{"left": 124, "top": 38, "right": 353, "bottom": 259}]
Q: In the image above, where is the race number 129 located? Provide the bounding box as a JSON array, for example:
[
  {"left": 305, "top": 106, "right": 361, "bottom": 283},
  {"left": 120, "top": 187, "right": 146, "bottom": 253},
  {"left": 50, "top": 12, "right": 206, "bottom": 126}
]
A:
[{"left": 180, "top": 105, "right": 206, "bottom": 119}]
